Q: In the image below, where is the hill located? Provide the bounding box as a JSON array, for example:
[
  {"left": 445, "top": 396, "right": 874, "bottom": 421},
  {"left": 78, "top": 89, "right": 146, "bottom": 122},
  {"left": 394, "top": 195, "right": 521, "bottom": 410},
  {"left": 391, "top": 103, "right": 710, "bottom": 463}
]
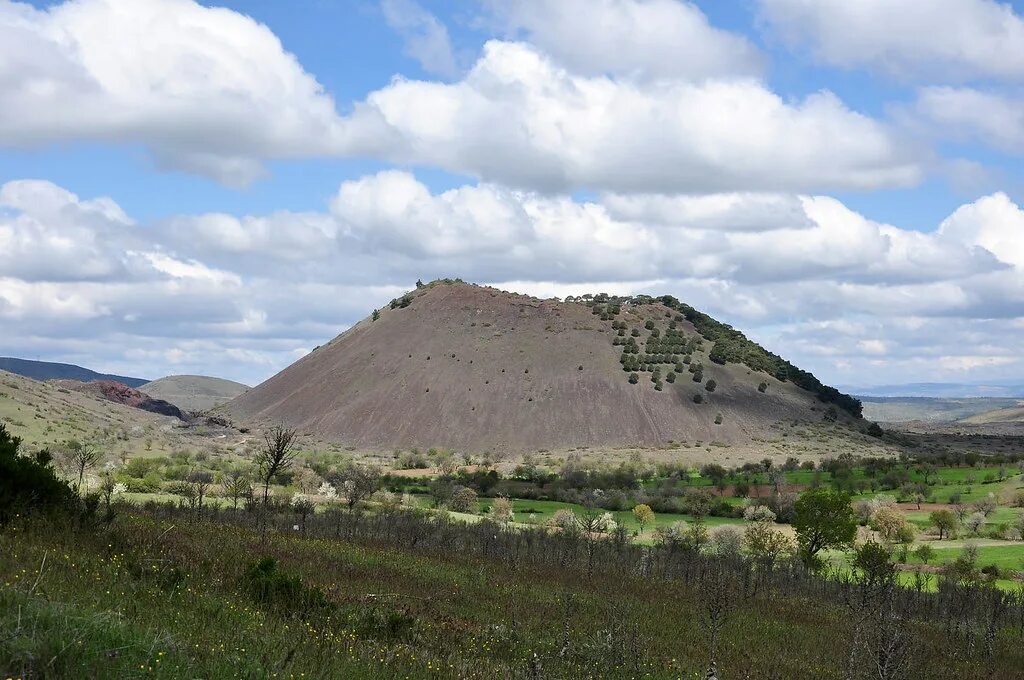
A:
[
  {"left": 848, "top": 381, "right": 1024, "bottom": 398},
  {"left": 962, "top": 405, "right": 1024, "bottom": 425},
  {"left": 0, "top": 357, "right": 147, "bottom": 387},
  {"left": 860, "top": 397, "right": 1022, "bottom": 423},
  {"left": 139, "top": 375, "right": 249, "bottom": 413},
  {"left": 222, "top": 281, "right": 871, "bottom": 455},
  {"left": 49, "top": 380, "right": 185, "bottom": 420},
  {"left": 0, "top": 370, "right": 184, "bottom": 456}
]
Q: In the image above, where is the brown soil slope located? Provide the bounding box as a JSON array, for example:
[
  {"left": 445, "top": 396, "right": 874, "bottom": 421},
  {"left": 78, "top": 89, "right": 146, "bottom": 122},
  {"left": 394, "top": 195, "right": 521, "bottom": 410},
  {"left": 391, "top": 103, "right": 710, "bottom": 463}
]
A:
[{"left": 222, "top": 283, "right": 855, "bottom": 454}]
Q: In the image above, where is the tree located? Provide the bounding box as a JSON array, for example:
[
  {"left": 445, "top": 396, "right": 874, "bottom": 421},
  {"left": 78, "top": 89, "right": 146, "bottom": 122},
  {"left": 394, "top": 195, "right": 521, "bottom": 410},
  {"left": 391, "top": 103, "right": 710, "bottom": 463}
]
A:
[
  {"left": 914, "top": 544, "right": 935, "bottom": 566},
  {"left": 65, "top": 440, "right": 103, "bottom": 492},
  {"left": 331, "top": 464, "right": 382, "bottom": 511},
  {"left": 449, "top": 485, "right": 478, "bottom": 513},
  {"left": 705, "top": 379, "right": 717, "bottom": 392},
  {"left": 743, "top": 520, "right": 795, "bottom": 567},
  {"left": 489, "top": 496, "right": 514, "bottom": 524},
  {"left": 371, "top": 309, "right": 380, "bottom": 321},
  {"left": 186, "top": 470, "right": 214, "bottom": 510},
  {"left": 632, "top": 503, "right": 655, "bottom": 534},
  {"left": 255, "top": 426, "right": 299, "bottom": 508},
  {"left": 792, "top": 488, "right": 857, "bottom": 566},
  {"left": 929, "top": 509, "right": 957, "bottom": 540},
  {"left": 873, "top": 506, "right": 915, "bottom": 547},
  {"left": 224, "top": 471, "right": 253, "bottom": 510},
  {"left": 973, "top": 493, "right": 997, "bottom": 517}
]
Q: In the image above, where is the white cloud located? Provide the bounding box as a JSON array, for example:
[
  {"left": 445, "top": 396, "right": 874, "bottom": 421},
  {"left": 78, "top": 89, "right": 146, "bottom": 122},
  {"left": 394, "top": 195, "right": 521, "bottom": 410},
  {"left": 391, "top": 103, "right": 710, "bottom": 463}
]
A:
[
  {"left": 3, "top": 175, "right": 1024, "bottom": 385},
  {"left": 486, "top": 0, "right": 763, "bottom": 81},
  {"left": 349, "top": 41, "right": 921, "bottom": 193},
  {"left": 757, "top": 0, "right": 1024, "bottom": 81},
  {"left": 912, "top": 87, "right": 1024, "bottom": 154},
  {"left": 938, "top": 192, "right": 1024, "bottom": 268},
  {"left": 0, "top": 0, "right": 349, "bottom": 185},
  {"left": 0, "top": 1, "right": 923, "bottom": 195},
  {"left": 381, "top": 0, "right": 458, "bottom": 78}
]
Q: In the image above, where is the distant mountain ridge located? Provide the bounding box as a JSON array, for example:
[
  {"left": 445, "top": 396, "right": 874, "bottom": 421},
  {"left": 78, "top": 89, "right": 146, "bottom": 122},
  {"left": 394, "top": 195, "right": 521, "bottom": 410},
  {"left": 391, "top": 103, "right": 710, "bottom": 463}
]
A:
[
  {"left": 0, "top": 357, "right": 148, "bottom": 388},
  {"left": 850, "top": 382, "right": 1024, "bottom": 399}
]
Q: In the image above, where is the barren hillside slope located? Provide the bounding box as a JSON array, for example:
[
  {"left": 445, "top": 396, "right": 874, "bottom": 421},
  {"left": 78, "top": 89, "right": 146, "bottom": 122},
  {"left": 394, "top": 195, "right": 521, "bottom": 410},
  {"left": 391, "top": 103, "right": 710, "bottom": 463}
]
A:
[{"left": 222, "top": 283, "right": 867, "bottom": 454}]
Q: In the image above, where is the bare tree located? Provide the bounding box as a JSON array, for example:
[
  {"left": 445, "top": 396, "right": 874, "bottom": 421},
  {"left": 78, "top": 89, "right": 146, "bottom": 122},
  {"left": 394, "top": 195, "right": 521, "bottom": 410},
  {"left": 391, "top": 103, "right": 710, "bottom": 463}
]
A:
[
  {"left": 65, "top": 440, "right": 103, "bottom": 492},
  {"left": 187, "top": 469, "right": 214, "bottom": 510},
  {"left": 254, "top": 426, "right": 299, "bottom": 508}
]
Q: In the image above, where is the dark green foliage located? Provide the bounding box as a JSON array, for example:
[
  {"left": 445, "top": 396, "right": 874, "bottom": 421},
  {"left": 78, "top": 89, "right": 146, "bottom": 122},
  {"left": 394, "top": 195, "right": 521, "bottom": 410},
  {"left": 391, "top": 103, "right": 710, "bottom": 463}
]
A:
[
  {"left": 758, "top": 382, "right": 768, "bottom": 393},
  {"left": 692, "top": 371, "right": 703, "bottom": 382},
  {"left": 657, "top": 295, "right": 861, "bottom": 417},
  {"left": 644, "top": 320, "right": 654, "bottom": 330},
  {"left": 372, "top": 309, "right": 380, "bottom": 321},
  {"left": 631, "top": 328, "right": 640, "bottom": 337},
  {"left": 714, "top": 413, "right": 723, "bottom": 425},
  {"left": 654, "top": 382, "right": 663, "bottom": 391},
  {"left": 628, "top": 373, "right": 639, "bottom": 384},
  {"left": 674, "top": 362, "right": 684, "bottom": 373},
  {"left": 666, "top": 372, "right": 676, "bottom": 383},
  {"left": 693, "top": 394, "right": 704, "bottom": 404},
  {"left": 705, "top": 380, "right": 717, "bottom": 392},
  {"left": 867, "top": 422, "right": 884, "bottom": 438},
  {"left": 243, "top": 557, "right": 329, "bottom": 613},
  {"left": 793, "top": 488, "right": 857, "bottom": 566},
  {"left": 0, "top": 424, "right": 77, "bottom": 524}
]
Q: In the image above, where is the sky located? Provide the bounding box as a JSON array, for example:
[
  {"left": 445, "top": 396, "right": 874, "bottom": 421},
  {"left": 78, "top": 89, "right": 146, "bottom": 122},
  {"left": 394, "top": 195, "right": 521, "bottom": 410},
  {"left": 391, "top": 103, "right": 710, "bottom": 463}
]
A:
[{"left": 1, "top": 0, "right": 1023, "bottom": 389}]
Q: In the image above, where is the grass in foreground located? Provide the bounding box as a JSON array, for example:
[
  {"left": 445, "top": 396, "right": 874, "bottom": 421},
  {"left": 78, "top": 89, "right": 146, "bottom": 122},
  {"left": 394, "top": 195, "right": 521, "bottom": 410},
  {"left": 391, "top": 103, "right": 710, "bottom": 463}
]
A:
[{"left": 3, "top": 511, "right": 1024, "bottom": 679}]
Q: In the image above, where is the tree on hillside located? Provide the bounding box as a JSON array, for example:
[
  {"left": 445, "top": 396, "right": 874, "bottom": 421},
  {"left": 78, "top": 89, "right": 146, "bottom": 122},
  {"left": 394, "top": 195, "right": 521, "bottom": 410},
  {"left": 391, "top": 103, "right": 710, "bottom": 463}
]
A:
[
  {"left": 632, "top": 503, "right": 655, "bottom": 534},
  {"left": 793, "top": 488, "right": 856, "bottom": 567},
  {"left": 255, "top": 426, "right": 299, "bottom": 508},
  {"left": 65, "top": 440, "right": 103, "bottom": 492}
]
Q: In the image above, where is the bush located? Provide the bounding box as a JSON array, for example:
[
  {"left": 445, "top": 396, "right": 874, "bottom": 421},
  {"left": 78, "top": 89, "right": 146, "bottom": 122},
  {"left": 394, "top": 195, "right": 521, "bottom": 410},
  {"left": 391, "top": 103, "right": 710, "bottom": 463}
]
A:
[
  {"left": 449, "top": 486, "right": 478, "bottom": 513},
  {"left": 628, "top": 373, "right": 639, "bottom": 384},
  {"left": 0, "top": 425, "right": 77, "bottom": 524},
  {"left": 705, "top": 380, "right": 717, "bottom": 392},
  {"left": 693, "top": 394, "right": 704, "bottom": 404},
  {"left": 758, "top": 382, "right": 768, "bottom": 393},
  {"left": 243, "top": 557, "right": 329, "bottom": 613}
]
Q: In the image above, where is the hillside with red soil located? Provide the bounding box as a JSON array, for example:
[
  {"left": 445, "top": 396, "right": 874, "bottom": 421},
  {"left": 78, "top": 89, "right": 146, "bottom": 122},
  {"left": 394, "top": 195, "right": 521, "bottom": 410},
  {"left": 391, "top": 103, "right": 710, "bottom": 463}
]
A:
[{"left": 50, "top": 379, "right": 186, "bottom": 420}]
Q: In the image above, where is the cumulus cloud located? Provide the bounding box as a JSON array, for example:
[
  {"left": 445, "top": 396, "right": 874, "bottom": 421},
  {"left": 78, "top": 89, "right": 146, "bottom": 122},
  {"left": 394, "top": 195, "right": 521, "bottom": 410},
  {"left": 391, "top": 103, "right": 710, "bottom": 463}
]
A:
[
  {"left": 485, "top": 0, "right": 763, "bottom": 81},
  {"left": 3, "top": 175, "right": 1023, "bottom": 384},
  {"left": 757, "top": 0, "right": 1024, "bottom": 81},
  {"left": 348, "top": 41, "right": 921, "bottom": 193},
  {"left": 0, "top": 1, "right": 922, "bottom": 194},
  {"left": 911, "top": 87, "right": 1024, "bottom": 154},
  {"left": 0, "top": 0, "right": 349, "bottom": 185}
]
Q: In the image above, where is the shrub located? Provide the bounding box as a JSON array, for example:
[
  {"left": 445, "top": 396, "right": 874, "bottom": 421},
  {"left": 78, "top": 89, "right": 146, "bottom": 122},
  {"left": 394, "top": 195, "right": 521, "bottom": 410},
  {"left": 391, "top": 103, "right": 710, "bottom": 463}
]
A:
[
  {"left": 692, "top": 371, "right": 703, "bottom": 382},
  {"left": 448, "top": 486, "right": 479, "bottom": 513},
  {"left": 645, "top": 320, "right": 655, "bottom": 330},
  {"left": 666, "top": 372, "right": 676, "bottom": 383},
  {"left": 243, "top": 557, "right": 329, "bottom": 612},
  {"left": 705, "top": 380, "right": 717, "bottom": 392},
  {"left": 628, "top": 373, "right": 639, "bottom": 384},
  {"left": 758, "top": 382, "right": 768, "bottom": 393},
  {"left": 0, "top": 425, "right": 77, "bottom": 524},
  {"left": 693, "top": 394, "right": 704, "bottom": 404},
  {"left": 714, "top": 413, "right": 723, "bottom": 425}
]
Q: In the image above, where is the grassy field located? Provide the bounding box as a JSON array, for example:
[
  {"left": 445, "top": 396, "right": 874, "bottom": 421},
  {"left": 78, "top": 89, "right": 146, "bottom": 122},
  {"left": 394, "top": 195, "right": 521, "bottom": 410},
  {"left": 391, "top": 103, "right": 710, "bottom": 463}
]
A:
[{"left": 3, "top": 512, "right": 1024, "bottom": 679}]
